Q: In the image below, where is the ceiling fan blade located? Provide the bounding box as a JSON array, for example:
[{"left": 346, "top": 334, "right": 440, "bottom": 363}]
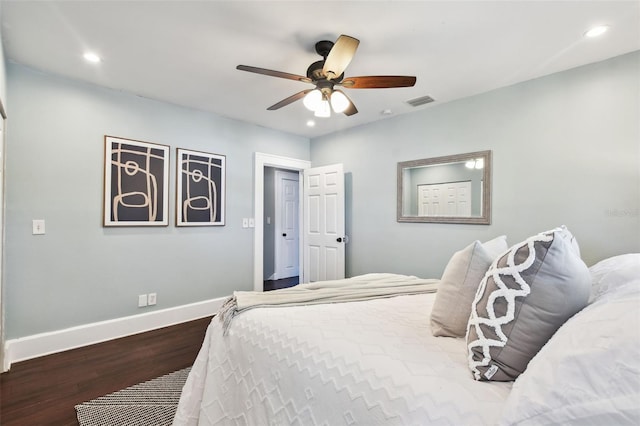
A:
[
  {"left": 267, "top": 89, "right": 313, "bottom": 110},
  {"left": 237, "top": 65, "right": 311, "bottom": 83},
  {"left": 341, "top": 76, "right": 417, "bottom": 89},
  {"left": 323, "top": 35, "right": 360, "bottom": 80}
]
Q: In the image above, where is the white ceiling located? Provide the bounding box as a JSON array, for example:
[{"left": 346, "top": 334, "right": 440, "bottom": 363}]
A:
[{"left": 1, "top": 1, "right": 638, "bottom": 139}]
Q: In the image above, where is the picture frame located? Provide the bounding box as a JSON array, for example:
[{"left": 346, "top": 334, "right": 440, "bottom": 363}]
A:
[
  {"left": 103, "top": 135, "right": 170, "bottom": 227},
  {"left": 176, "top": 148, "right": 226, "bottom": 226}
]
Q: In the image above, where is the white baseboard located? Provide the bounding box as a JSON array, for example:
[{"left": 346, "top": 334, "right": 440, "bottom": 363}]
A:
[{"left": 2, "top": 297, "right": 226, "bottom": 372}]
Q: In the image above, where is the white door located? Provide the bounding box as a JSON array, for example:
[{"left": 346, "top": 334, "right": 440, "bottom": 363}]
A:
[
  {"left": 418, "top": 185, "right": 440, "bottom": 216},
  {"left": 452, "top": 182, "right": 471, "bottom": 216},
  {"left": 303, "top": 164, "right": 345, "bottom": 283},
  {"left": 274, "top": 170, "right": 299, "bottom": 279},
  {"left": 418, "top": 181, "right": 471, "bottom": 216}
]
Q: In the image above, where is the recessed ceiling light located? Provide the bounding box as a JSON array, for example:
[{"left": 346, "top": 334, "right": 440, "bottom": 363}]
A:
[
  {"left": 83, "top": 52, "right": 101, "bottom": 63},
  {"left": 584, "top": 25, "right": 609, "bottom": 38},
  {"left": 306, "top": 120, "right": 315, "bottom": 127},
  {"left": 381, "top": 109, "right": 393, "bottom": 115}
]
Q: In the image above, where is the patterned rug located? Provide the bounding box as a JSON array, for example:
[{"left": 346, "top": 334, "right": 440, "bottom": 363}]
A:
[{"left": 75, "top": 367, "right": 190, "bottom": 426}]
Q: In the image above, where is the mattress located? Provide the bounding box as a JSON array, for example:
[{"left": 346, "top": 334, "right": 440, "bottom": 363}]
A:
[{"left": 174, "top": 280, "right": 512, "bottom": 426}]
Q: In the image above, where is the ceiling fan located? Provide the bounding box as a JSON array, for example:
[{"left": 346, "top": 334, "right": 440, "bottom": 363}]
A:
[{"left": 237, "top": 35, "right": 417, "bottom": 117}]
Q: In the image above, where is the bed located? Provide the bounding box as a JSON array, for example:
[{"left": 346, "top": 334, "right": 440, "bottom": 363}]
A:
[{"left": 174, "top": 227, "right": 640, "bottom": 426}]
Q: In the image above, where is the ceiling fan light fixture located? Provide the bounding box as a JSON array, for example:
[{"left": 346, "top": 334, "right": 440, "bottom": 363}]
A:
[
  {"left": 330, "top": 90, "right": 350, "bottom": 113},
  {"left": 303, "top": 89, "right": 322, "bottom": 111},
  {"left": 314, "top": 99, "right": 331, "bottom": 118}
]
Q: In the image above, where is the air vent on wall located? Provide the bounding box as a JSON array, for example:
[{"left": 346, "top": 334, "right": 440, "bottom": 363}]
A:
[{"left": 407, "top": 95, "right": 435, "bottom": 107}]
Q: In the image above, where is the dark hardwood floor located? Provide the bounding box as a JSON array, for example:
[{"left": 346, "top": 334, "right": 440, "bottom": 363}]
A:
[
  {"left": 0, "top": 316, "right": 213, "bottom": 426},
  {"left": 264, "top": 276, "right": 299, "bottom": 291}
]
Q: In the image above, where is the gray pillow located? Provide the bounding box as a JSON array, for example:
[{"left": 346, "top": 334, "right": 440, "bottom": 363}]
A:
[
  {"left": 466, "top": 226, "right": 591, "bottom": 381},
  {"left": 431, "top": 236, "right": 508, "bottom": 337}
]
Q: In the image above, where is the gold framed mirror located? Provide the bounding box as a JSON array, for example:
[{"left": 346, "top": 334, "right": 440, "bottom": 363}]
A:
[{"left": 397, "top": 150, "right": 492, "bottom": 224}]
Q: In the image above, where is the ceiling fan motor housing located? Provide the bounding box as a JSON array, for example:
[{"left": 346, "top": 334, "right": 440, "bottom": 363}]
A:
[
  {"left": 306, "top": 60, "right": 325, "bottom": 80},
  {"left": 306, "top": 60, "right": 344, "bottom": 83},
  {"left": 315, "top": 79, "right": 335, "bottom": 97}
]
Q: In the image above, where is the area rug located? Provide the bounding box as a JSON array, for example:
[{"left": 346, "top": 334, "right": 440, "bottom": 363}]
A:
[{"left": 75, "top": 367, "right": 190, "bottom": 426}]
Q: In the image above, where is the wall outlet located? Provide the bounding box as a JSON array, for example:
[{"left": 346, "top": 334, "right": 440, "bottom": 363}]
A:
[
  {"left": 138, "top": 294, "right": 148, "bottom": 307},
  {"left": 147, "top": 293, "right": 157, "bottom": 306}
]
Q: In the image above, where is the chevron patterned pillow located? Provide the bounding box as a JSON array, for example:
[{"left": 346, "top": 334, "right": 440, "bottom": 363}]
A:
[{"left": 466, "top": 226, "right": 591, "bottom": 381}]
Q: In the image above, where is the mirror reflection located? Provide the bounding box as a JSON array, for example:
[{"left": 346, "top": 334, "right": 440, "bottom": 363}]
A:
[{"left": 397, "top": 150, "right": 491, "bottom": 224}]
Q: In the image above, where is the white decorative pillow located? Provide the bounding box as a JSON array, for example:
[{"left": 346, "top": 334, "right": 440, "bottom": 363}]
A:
[
  {"left": 430, "top": 235, "right": 508, "bottom": 337},
  {"left": 466, "top": 226, "right": 591, "bottom": 381},
  {"left": 499, "top": 275, "right": 640, "bottom": 425},
  {"left": 588, "top": 253, "right": 640, "bottom": 303}
]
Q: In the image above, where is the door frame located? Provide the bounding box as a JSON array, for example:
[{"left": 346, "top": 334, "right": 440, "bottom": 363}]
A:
[
  {"left": 0, "top": 101, "right": 7, "bottom": 371},
  {"left": 253, "top": 153, "right": 310, "bottom": 292}
]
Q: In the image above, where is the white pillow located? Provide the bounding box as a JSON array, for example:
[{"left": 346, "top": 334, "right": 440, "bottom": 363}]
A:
[
  {"left": 499, "top": 273, "right": 640, "bottom": 425},
  {"left": 588, "top": 253, "right": 640, "bottom": 303},
  {"left": 430, "top": 235, "right": 508, "bottom": 337}
]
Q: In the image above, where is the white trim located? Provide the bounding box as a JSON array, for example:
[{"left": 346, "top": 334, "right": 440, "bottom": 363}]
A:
[
  {"left": 2, "top": 297, "right": 225, "bottom": 371},
  {"left": 254, "top": 152, "right": 310, "bottom": 292},
  {"left": 0, "top": 115, "right": 6, "bottom": 373}
]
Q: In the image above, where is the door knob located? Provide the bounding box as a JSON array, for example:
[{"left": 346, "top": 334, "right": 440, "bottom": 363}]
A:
[
  {"left": 336, "top": 237, "right": 342, "bottom": 242},
  {"left": 282, "top": 233, "right": 287, "bottom": 237}
]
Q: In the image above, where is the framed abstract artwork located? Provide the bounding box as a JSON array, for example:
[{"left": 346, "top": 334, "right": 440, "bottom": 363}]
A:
[
  {"left": 176, "top": 148, "right": 226, "bottom": 226},
  {"left": 103, "top": 135, "right": 170, "bottom": 226}
]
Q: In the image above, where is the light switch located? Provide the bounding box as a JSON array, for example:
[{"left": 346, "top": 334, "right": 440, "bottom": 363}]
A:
[
  {"left": 242, "top": 218, "right": 249, "bottom": 228},
  {"left": 32, "top": 219, "right": 46, "bottom": 235},
  {"left": 248, "top": 218, "right": 255, "bottom": 228},
  {"left": 138, "top": 294, "right": 148, "bottom": 307}
]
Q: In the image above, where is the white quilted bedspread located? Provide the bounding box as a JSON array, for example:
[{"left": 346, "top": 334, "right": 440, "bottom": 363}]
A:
[{"left": 174, "top": 285, "right": 512, "bottom": 425}]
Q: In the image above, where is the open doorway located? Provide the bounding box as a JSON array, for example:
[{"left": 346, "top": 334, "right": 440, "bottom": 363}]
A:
[
  {"left": 253, "top": 153, "right": 310, "bottom": 292},
  {"left": 263, "top": 168, "right": 300, "bottom": 291},
  {"left": 253, "top": 153, "right": 346, "bottom": 292}
]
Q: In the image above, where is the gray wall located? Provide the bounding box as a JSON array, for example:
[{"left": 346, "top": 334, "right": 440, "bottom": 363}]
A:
[
  {"left": 4, "top": 63, "right": 309, "bottom": 339},
  {"left": 311, "top": 51, "right": 640, "bottom": 279},
  {"left": 4, "top": 51, "right": 639, "bottom": 340},
  {"left": 0, "top": 2, "right": 6, "bottom": 105}
]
